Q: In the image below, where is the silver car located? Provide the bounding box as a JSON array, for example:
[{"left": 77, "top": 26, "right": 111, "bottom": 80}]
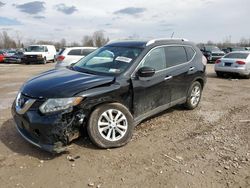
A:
[{"left": 214, "top": 51, "right": 250, "bottom": 78}]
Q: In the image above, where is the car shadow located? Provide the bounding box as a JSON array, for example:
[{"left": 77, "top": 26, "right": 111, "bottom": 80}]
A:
[{"left": 0, "top": 119, "right": 98, "bottom": 160}]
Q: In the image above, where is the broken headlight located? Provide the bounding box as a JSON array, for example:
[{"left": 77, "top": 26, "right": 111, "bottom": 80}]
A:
[{"left": 39, "top": 97, "right": 83, "bottom": 113}]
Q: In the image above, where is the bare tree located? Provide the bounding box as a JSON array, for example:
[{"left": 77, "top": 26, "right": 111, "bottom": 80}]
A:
[
  {"left": 82, "top": 35, "right": 94, "bottom": 46},
  {"left": 60, "top": 38, "right": 66, "bottom": 47},
  {"left": 15, "top": 31, "right": 23, "bottom": 48},
  {"left": 1, "top": 31, "right": 17, "bottom": 49},
  {"left": 92, "top": 30, "right": 109, "bottom": 47}
]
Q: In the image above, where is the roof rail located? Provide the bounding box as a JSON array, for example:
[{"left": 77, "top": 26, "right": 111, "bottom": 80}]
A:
[{"left": 146, "top": 38, "right": 189, "bottom": 46}]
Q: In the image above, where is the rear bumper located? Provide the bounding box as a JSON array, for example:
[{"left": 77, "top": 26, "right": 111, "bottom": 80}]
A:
[{"left": 215, "top": 65, "right": 249, "bottom": 75}]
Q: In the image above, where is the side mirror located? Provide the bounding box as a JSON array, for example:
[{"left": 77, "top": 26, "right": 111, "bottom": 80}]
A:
[{"left": 137, "top": 67, "right": 155, "bottom": 78}]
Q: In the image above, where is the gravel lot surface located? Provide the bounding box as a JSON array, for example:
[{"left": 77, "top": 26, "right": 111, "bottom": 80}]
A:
[{"left": 0, "top": 63, "right": 249, "bottom": 188}]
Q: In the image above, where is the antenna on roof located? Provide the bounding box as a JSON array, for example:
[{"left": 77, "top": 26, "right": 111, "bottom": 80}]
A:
[{"left": 171, "top": 32, "right": 175, "bottom": 38}]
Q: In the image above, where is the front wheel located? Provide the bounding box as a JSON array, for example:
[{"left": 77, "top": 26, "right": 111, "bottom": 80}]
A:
[
  {"left": 87, "top": 103, "right": 134, "bottom": 148},
  {"left": 43, "top": 57, "right": 47, "bottom": 64},
  {"left": 184, "top": 81, "right": 202, "bottom": 110}
]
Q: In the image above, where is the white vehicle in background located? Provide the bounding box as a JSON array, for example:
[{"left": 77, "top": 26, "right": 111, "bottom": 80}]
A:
[
  {"left": 214, "top": 51, "right": 250, "bottom": 78},
  {"left": 23, "top": 45, "right": 57, "bottom": 64},
  {"left": 55, "top": 47, "right": 97, "bottom": 68}
]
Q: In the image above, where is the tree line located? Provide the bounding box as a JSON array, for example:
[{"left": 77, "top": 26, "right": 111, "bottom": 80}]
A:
[
  {"left": 0, "top": 30, "right": 109, "bottom": 50},
  {"left": 1, "top": 30, "right": 250, "bottom": 50}
]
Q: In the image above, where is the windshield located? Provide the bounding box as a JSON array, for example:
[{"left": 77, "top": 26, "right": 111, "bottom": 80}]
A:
[
  {"left": 224, "top": 53, "right": 249, "bottom": 59},
  {"left": 231, "top": 47, "right": 246, "bottom": 51},
  {"left": 73, "top": 46, "right": 143, "bottom": 75},
  {"left": 205, "top": 46, "right": 221, "bottom": 52},
  {"left": 26, "top": 46, "right": 45, "bottom": 52}
]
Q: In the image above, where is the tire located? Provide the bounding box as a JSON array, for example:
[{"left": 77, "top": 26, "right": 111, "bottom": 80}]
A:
[
  {"left": 184, "top": 81, "right": 202, "bottom": 110},
  {"left": 43, "top": 57, "right": 47, "bottom": 64},
  {"left": 245, "top": 73, "right": 250, "bottom": 79},
  {"left": 216, "top": 71, "right": 224, "bottom": 78},
  {"left": 87, "top": 103, "right": 134, "bottom": 148}
]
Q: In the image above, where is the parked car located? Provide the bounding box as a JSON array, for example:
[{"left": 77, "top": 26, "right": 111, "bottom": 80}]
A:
[
  {"left": 223, "top": 47, "right": 248, "bottom": 54},
  {"left": 215, "top": 51, "right": 250, "bottom": 78},
  {"left": 4, "top": 51, "right": 24, "bottom": 63},
  {"left": 55, "top": 47, "right": 97, "bottom": 68},
  {"left": 0, "top": 50, "right": 6, "bottom": 63},
  {"left": 12, "top": 38, "right": 207, "bottom": 153},
  {"left": 23, "top": 45, "right": 57, "bottom": 64},
  {"left": 6, "top": 50, "right": 17, "bottom": 56},
  {"left": 200, "top": 45, "right": 225, "bottom": 62}
]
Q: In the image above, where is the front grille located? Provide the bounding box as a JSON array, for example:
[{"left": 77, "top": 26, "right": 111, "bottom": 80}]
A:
[
  {"left": 26, "top": 55, "right": 37, "bottom": 58},
  {"left": 20, "top": 93, "right": 45, "bottom": 110}
]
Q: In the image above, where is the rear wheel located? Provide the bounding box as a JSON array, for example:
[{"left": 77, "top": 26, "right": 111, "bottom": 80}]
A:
[
  {"left": 216, "top": 71, "right": 224, "bottom": 78},
  {"left": 184, "top": 81, "right": 202, "bottom": 110},
  {"left": 87, "top": 103, "right": 134, "bottom": 148},
  {"left": 245, "top": 73, "right": 250, "bottom": 79}
]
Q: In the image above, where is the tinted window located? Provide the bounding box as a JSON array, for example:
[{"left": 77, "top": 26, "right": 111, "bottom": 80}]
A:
[
  {"left": 140, "top": 48, "right": 166, "bottom": 71},
  {"left": 224, "top": 53, "right": 249, "bottom": 59},
  {"left": 185, "top": 46, "right": 195, "bottom": 61},
  {"left": 165, "top": 46, "right": 187, "bottom": 67},
  {"left": 82, "top": 49, "right": 96, "bottom": 56},
  {"left": 68, "top": 49, "right": 82, "bottom": 56}
]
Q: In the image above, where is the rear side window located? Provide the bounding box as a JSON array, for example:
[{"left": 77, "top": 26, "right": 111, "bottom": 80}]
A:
[
  {"left": 224, "top": 53, "right": 249, "bottom": 59},
  {"left": 165, "top": 46, "right": 187, "bottom": 67},
  {"left": 58, "top": 48, "right": 65, "bottom": 55},
  {"left": 141, "top": 47, "right": 166, "bottom": 71},
  {"left": 68, "top": 49, "right": 82, "bottom": 56},
  {"left": 82, "top": 49, "right": 95, "bottom": 56},
  {"left": 185, "top": 46, "right": 196, "bottom": 61}
]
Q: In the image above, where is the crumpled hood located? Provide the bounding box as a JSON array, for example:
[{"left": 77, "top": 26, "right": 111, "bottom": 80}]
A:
[{"left": 21, "top": 68, "right": 115, "bottom": 98}]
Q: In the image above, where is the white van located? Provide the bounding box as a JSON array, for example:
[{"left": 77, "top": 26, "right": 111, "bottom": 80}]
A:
[{"left": 23, "top": 45, "right": 57, "bottom": 64}]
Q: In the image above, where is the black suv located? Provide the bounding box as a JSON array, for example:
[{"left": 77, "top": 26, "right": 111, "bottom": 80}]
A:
[{"left": 12, "top": 39, "right": 207, "bottom": 153}]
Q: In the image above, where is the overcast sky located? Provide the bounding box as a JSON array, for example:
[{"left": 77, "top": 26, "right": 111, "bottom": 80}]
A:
[{"left": 0, "top": 0, "right": 249, "bottom": 44}]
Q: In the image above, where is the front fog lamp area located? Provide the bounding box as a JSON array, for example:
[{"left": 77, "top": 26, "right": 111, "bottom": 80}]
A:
[{"left": 39, "top": 97, "right": 83, "bottom": 114}]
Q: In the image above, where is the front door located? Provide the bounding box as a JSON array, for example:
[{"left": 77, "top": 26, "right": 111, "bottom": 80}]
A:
[{"left": 131, "top": 47, "right": 172, "bottom": 119}]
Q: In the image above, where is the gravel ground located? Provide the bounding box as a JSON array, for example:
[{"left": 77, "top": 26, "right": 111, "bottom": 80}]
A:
[{"left": 0, "top": 63, "right": 249, "bottom": 188}]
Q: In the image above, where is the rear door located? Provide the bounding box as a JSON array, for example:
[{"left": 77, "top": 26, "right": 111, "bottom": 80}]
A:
[
  {"left": 164, "top": 46, "right": 197, "bottom": 102},
  {"left": 131, "top": 47, "right": 172, "bottom": 118}
]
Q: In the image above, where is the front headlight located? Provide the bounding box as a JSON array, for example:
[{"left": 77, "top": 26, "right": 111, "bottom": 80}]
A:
[{"left": 39, "top": 97, "right": 83, "bottom": 114}]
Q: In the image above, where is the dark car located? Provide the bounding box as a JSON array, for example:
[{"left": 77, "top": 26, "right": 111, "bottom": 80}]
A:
[
  {"left": 200, "top": 45, "right": 225, "bottom": 62},
  {"left": 12, "top": 39, "right": 207, "bottom": 153},
  {"left": 4, "top": 51, "right": 24, "bottom": 63},
  {"left": 222, "top": 47, "right": 248, "bottom": 54}
]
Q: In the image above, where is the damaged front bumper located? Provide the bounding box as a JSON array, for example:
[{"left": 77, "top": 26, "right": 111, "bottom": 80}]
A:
[{"left": 12, "top": 103, "right": 85, "bottom": 153}]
